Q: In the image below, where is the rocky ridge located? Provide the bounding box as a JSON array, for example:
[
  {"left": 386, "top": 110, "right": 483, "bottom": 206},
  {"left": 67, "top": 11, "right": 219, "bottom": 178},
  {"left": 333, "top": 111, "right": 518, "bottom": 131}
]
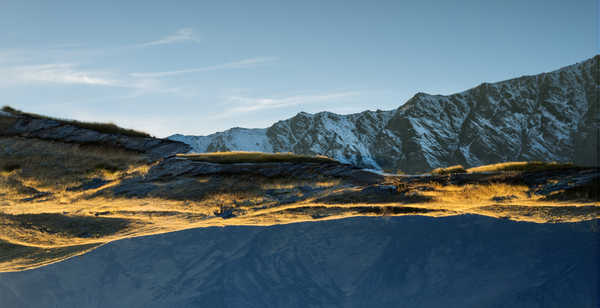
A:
[
  {"left": 0, "top": 111, "right": 190, "bottom": 160},
  {"left": 145, "top": 156, "right": 382, "bottom": 184},
  {"left": 171, "top": 55, "right": 599, "bottom": 173}
]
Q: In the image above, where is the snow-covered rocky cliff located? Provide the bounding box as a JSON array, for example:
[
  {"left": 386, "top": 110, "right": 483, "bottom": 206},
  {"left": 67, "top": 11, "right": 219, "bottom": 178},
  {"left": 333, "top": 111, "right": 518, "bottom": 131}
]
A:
[{"left": 170, "top": 56, "right": 599, "bottom": 173}]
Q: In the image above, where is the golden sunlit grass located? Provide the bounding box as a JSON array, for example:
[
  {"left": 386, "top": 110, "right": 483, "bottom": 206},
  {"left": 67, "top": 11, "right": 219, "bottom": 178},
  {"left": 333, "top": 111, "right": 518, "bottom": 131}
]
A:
[
  {"left": 466, "top": 161, "right": 575, "bottom": 173},
  {"left": 422, "top": 182, "right": 531, "bottom": 205},
  {"left": 260, "top": 178, "right": 341, "bottom": 190},
  {"left": 0, "top": 137, "right": 146, "bottom": 190},
  {"left": 429, "top": 161, "right": 577, "bottom": 175},
  {"left": 178, "top": 151, "right": 338, "bottom": 164},
  {"left": 405, "top": 182, "right": 538, "bottom": 207},
  {"left": 0, "top": 239, "right": 102, "bottom": 272},
  {"left": 0, "top": 138, "right": 598, "bottom": 272},
  {"left": 431, "top": 165, "right": 467, "bottom": 175}
]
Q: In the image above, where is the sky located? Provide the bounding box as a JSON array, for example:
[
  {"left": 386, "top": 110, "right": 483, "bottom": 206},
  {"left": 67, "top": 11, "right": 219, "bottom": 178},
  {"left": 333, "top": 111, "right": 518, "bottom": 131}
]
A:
[{"left": 0, "top": 0, "right": 597, "bottom": 137}]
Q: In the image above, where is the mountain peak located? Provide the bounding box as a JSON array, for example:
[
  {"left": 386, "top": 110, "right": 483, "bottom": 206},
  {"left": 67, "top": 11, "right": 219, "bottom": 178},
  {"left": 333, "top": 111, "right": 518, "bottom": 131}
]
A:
[{"left": 169, "top": 57, "right": 599, "bottom": 172}]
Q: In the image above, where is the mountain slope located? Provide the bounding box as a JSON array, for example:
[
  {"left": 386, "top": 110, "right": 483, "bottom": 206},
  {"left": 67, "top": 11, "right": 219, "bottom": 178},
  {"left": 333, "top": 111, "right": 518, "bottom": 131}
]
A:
[
  {"left": 1, "top": 215, "right": 597, "bottom": 308},
  {"left": 170, "top": 56, "right": 599, "bottom": 173},
  {"left": 2, "top": 105, "right": 598, "bottom": 272}
]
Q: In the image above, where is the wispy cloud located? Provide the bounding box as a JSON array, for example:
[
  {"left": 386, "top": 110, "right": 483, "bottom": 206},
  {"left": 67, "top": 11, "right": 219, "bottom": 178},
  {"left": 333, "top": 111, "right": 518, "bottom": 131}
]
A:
[
  {"left": 0, "top": 63, "right": 117, "bottom": 86},
  {"left": 218, "top": 91, "right": 361, "bottom": 117},
  {"left": 138, "top": 28, "right": 200, "bottom": 47},
  {"left": 0, "top": 62, "right": 186, "bottom": 97},
  {"left": 130, "top": 57, "right": 278, "bottom": 78}
]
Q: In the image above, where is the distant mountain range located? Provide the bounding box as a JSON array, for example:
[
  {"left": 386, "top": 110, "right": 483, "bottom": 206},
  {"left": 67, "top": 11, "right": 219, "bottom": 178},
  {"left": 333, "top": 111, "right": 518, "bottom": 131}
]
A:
[{"left": 170, "top": 56, "right": 599, "bottom": 173}]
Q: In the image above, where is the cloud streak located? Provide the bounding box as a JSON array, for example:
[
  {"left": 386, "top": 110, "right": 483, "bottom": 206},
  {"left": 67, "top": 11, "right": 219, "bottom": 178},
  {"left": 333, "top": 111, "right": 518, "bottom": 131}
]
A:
[
  {"left": 130, "top": 57, "right": 278, "bottom": 78},
  {"left": 218, "top": 91, "right": 361, "bottom": 117},
  {"left": 0, "top": 62, "right": 186, "bottom": 97},
  {"left": 0, "top": 53, "right": 274, "bottom": 98},
  {"left": 0, "top": 63, "right": 117, "bottom": 86},
  {"left": 138, "top": 28, "right": 199, "bottom": 47}
]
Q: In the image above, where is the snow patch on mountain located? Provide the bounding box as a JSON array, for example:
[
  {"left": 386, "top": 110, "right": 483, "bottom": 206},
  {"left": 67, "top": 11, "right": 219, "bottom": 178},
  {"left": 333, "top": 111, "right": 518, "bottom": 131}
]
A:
[
  {"left": 169, "top": 56, "right": 600, "bottom": 172},
  {"left": 170, "top": 127, "right": 272, "bottom": 153}
]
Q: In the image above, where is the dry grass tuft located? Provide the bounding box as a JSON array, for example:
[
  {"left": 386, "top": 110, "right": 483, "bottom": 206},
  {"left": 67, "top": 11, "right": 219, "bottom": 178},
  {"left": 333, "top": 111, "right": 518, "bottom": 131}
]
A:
[
  {"left": 467, "top": 161, "right": 575, "bottom": 173},
  {"left": 178, "top": 151, "right": 338, "bottom": 164},
  {"left": 431, "top": 165, "right": 467, "bottom": 175},
  {"left": 0, "top": 213, "right": 133, "bottom": 247},
  {"left": 2, "top": 106, "right": 151, "bottom": 138},
  {"left": 0, "top": 137, "right": 146, "bottom": 190},
  {"left": 421, "top": 182, "right": 531, "bottom": 205},
  {"left": 0, "top": 240, "right": 101, "bottom": 272}
]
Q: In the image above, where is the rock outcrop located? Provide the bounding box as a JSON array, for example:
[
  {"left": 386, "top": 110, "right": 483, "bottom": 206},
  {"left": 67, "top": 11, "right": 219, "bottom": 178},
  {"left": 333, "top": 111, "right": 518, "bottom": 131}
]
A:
[
  {"left": 0, "top": 111, "right": 191, "bottom": 160},
  {"left": 145, "top": 156, "right": 382, "bottom": 184}
]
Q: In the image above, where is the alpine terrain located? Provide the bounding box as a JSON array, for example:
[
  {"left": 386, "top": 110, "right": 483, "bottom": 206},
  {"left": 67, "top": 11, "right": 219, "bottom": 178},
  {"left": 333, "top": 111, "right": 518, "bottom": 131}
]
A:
[
  {"left": 170, "top": 56, "right": 600, "bottom": 173},
  {"left": 0, "top": 57, "right": 598, "bottom": 308}
]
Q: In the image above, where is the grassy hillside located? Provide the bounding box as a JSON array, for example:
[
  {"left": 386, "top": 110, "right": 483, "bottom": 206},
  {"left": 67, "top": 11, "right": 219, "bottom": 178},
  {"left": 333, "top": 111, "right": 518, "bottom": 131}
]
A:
[
  {"left": 431, "top": 165, "right": 467, "bottom": 175},
  {"left": 466, "top": 161, "right": 576, "bottom": 173},
  {"left": 0, "top": 137, "right": 598, "bottom": 272},
  {"left": 429, "top": 161, "right": 578, "bottom": 175},
  {"left": 1, "top": 106, "right": 151, "bottom": 138}
]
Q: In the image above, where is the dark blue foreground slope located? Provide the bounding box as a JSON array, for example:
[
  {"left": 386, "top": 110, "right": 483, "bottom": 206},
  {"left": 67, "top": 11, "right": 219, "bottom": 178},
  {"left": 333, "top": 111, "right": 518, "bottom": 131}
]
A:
[{"left": 0, "top": 215, "right": 598, "bottom": 307}]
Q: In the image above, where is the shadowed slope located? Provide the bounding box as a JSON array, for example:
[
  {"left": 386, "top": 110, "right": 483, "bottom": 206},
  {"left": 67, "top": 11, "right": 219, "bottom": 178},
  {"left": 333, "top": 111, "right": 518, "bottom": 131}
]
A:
[{"left": 0, "top": 215, "right": 597, "bottom": 307}]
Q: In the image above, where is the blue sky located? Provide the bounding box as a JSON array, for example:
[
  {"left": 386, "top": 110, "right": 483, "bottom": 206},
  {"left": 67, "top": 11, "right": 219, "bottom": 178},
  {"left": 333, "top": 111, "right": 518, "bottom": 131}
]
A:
[{"left": 0, "top": 0, "right": 597, "bottom": 137}]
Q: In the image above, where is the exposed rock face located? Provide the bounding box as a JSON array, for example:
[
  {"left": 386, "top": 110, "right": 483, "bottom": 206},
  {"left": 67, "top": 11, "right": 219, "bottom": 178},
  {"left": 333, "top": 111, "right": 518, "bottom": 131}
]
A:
[
  {"left": 171, "top": 56, "right": 600, "bottom": 173},
  {"left": 0, "top": 215, "right": 597, "bottom": 308},
  {"left": 145, "top": 156, "right": 382, "bottom": 184},
  {"left": 0, "top": 113, "right": 191, "bottom": 160}
]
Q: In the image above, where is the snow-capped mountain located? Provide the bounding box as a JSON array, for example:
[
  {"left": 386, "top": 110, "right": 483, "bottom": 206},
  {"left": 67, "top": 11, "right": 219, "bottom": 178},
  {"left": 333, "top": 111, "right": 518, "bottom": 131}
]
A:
[
  {"left": 170, "top": 127, "right": 273, "bottom": 153},
  {"left": 170, "top": 56, "right": 599, "bottom": 173}
]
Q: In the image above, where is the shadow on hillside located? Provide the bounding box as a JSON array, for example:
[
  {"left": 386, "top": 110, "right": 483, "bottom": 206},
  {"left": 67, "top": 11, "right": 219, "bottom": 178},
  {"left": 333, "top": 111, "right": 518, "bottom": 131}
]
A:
[{"left": 0, "top": 213, "right": 131, "bottom": 239}]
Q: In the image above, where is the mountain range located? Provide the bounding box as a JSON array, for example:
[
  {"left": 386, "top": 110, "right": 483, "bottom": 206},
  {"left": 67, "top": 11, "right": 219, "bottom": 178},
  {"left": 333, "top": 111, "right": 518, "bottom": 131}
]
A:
[{"left": 170, "top": 56, "right": 599, "bottom": 173}]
